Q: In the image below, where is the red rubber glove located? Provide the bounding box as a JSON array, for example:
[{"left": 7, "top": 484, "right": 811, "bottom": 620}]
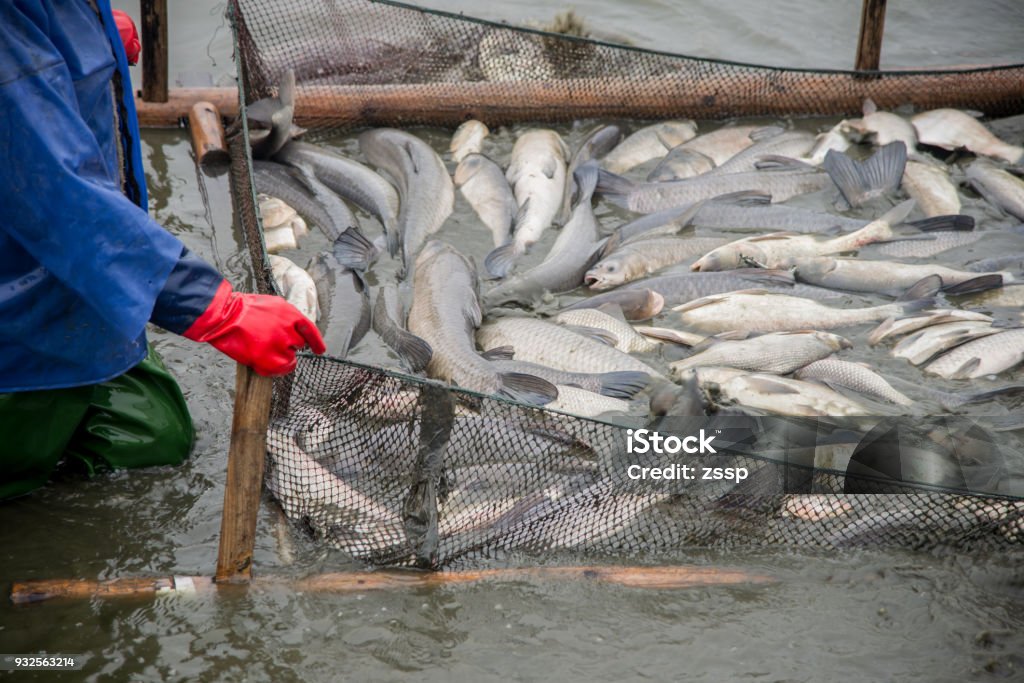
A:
[
  {"left": 112, "top": 10, "right": 141, "bottom": 66},
  {"left": 183, "top": 281, "right": 326, "bottom": 376}
]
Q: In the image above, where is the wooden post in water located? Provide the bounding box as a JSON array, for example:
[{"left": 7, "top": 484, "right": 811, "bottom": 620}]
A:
[
  {"left": 855, "top": 0, "right": 888, "bottom": 71},
  {"left": 188, "top": 101, "right": 230, "bottom": 166},
  {"left": 214, "top": 366, "right": 274, "bottom": 583},
  {"left": 140, "top": 0, "right": 169, "bottom": 102}
]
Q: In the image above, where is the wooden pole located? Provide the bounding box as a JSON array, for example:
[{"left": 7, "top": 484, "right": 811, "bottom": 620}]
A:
[
  {"left": 140, "top": 0, "right": 169, "bottom": 102},
  {"left": 214, "top": 366, "right": 274, "bottom": 583},
  {"left": 188, "top": 101, "right": 230, "bottom": 166},
  {"left": 10, "top": 566, "right": 774, "bottom": 603},
  {"left": 132, "top": 63, "right": 1024, "bottom": 127},
  {"left": 855, "top": 0, "right": 888, "bottom": 71}
]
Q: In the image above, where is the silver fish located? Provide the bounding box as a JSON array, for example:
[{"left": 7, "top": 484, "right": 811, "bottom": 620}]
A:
[
  {"left": 902, "top": 159, "right": 961, "bottom": 218},
  {"left": 647, "top": 148, "right": 716, "bottom": 182},
  {"left": 586, "top": 236, "right": 730, "bottom": 289},
  {"left": 673, "top": 287, "right": 934, "bottom": 334},
  {"left": 553, "top": 307, "right": 660, "bottom": 353},
  {"left": 406, "top": 241, "right": 556, "bottom": 405},
  {"left": 841, "top": 98, "right": 918, "bottom": 148},
  {"left": 561, "top": 288, "right": 665, "bottom": 321},
  {"left": 705, "top": 129, "right": 816, "bottom": 176},
  {"left": 359, "top": 129, "right": 455, "bottom": 271},
  {"left": 892, "top": 321, "right": 1003, "bottom": 366},
  {"left": 484, "top": 165, "right": 603, "bottom": 307},
  {"left": 670, "top": 331, "right": 851, "bottom": 376},
  {"left": 666, "top": 124, "right": 761, "bottom": 166},
  {"left": 558, "top": 124, "right": 623, "bottom": 224},
  {"left": 690, "top": 367, "right": 875, "bottom": 417},
  {"left": 486, "top": 129, "right": 569, "bottom": 277},
  {"left": 455, "top": 153, "right": 516, "bottom": 248},
  {"left": 691, "top": 199, "right": 916, "bottom": 271},
  {"left": 794, "top": 359, "right": 914, "bottom": 406},
  {"left": 266, "top": 421, "right": 406, "bottom": 558},
  {"left": 965, "top": 158, "right": 1024, "bottom": 221},
  {"left": 598, "top": 165, "right": 833, "bottom": 214},
  {"left": 602, "top": 120, "right": 698, "bottom": 174},
  {"left": 477, "top": 317, "right": 662, "bottom": 378},
  {"left": 621, "top": 268, "right": 798, "bottom": 306},
  {"left": 924, "top": 328, "right": 1024, "bottom": 379},
  {"left": 450, "top": 120, "right": 489, "bottom": 163},
  {"left": 867, "top": 309, "right": 993, "bottom": 346},
  {"left": 274, "top": 140, "right": 399, "bottom": 248},
  {"left": 307, "top": 251, "right": 370, "bottom": 357},
  {"left": 253, "top": 160, "right": 357, "bottom": 242},
  {"left": 912, "top": 109, "right": 1024, "bottom": 163},
  {"left": 784, "top": 255, "right": 1014, "bottom": 297}
]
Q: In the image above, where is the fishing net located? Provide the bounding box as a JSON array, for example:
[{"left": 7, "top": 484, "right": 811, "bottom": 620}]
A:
[
  {"left": 225, "top": 0, "right": 1024, "bottom": 568},
  {"left": 229, "top": 0, "right": 1024, "bottom": 130}
]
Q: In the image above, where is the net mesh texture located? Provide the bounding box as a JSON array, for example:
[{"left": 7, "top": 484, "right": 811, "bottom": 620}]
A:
[{"left": 226, "top": 0, "right": 1024, "bottom": 568}]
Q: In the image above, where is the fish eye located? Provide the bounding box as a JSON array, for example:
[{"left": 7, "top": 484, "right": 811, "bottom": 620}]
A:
[{"left": 606, "top": 263, "right": 617, "bottom": 272}]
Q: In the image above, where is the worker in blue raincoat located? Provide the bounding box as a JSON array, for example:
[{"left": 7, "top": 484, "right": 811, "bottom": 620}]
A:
[{"left": 0, "top": 0, "right": 326, "bottom": 500}]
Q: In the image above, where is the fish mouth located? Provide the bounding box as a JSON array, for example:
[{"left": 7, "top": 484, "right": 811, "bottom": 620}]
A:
[{"left": 583, "top": 273, "right": 602, "bottom": 288}]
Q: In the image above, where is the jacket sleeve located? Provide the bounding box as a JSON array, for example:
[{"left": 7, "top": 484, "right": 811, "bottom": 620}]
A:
[{"left": 0, "top": 2, "right": 186, "bottom": 342}]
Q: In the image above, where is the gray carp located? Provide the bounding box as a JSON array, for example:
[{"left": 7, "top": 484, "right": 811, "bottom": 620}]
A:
[
  {"left": 486, "top": 129, "right": 569, "bottom": 278},
  {"left": 602, "top": 120, "right": 697, "bottom": 174},
  {"left": 794, "top": 359, "right": 914, "bottom": 406},
  {"left": 359, "top": 129, "right": 455, "bottom": 270},
  {"left": 670, "top": 331, "right": 850, "bottom": 376},
  {"left": 406, "top": 241, "right": 556, "bottom": 405},
  {"left": 912, "top": 109, "right": 1024, "bottom": 163},
  {"left": 455, "top": 153, "right": 516, "bottom": 248}
]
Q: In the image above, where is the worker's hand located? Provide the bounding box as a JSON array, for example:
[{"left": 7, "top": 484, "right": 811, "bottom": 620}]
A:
[{"left": 182, "top": 280, "right": 326, "bottom": 376}]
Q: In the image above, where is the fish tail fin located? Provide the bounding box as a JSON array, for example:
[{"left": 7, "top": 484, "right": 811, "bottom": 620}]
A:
[
  {"left": 596, "top": 169, "right": 637, "bottom": 208},
  {"left": 385, "top": 223, "right": 402, "bottom": 258},
  {"left": 596, "top": 371, "right": 651, "bottom": 399},
  {"left": 895, "top": 275, "right": 939, "bottom": 313},
  {"left": 484, "top": 242, "right": 523, "bottom": 279},
  {"left": 498, "top": 372, "right": 559, "bottom": 406},
  {"left": 333, "top": 227, "right": 379, "bottom": 271},
  {"left": 824, "top": 141, "right": 907, "bottom": 207},
  {"left": 942, "top": 274, "right": 1004, "bottom": 296},
  {"left": 957, "top": 384, "right": 1024, "bottom": 407},
  {"left": 905, "top": 214, "right": 975, "bottom": 232},
  {"left": 573, "top": 161, "right": 601, "bottom": 204}
]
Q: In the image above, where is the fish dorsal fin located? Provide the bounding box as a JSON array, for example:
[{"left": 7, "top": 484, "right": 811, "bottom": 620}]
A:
[
  {"left": 754, "top": 155, "right": 817, "bottom": 171},
  {"left": 481, "top": 345, "right": 516, "bottom": 361},
  {"left": 746, "top": 232, "right": 799, "bottom": 242},
  {"left": 862, "top": 97, "right": 877, "bottom": 116},
  {"left": 749, "top": 126, "right": 785, "bottom": 142},
  {"left": 561, "top": 324, "right": 618, "bottom": 346},
  {"left": 948, "top": 357, "right": 982, "bottom": 380}
]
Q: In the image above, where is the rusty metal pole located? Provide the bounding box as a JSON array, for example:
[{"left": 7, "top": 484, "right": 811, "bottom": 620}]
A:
[
  {"left": 855, "top": 0, "right": 888, "bottom": 71},
  {"left": 140, "top": 0, "right": 169, "bottom": 102}
]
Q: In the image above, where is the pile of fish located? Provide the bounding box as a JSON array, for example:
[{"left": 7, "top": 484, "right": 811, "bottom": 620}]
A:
[{"left": 245, "top": 87, "right": 1024, "bottom": 559}]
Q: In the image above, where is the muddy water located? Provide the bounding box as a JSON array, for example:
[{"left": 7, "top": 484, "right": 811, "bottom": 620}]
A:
[{"left": 2, "top": 2, "right": 1024, "bottom": 681}]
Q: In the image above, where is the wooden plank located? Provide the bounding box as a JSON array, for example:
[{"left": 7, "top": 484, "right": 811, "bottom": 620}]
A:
[
  {"left": 10, "top": 566, "right": 773, "bottom": 603},
  {"left": 855, "top": 0, "right": 888, "bottom": 71},
  {"left": 188, "top": 101, "right": 230, "bottom": 166},
  {"left": 140, "top": 0, "right": 169, "bottom": 102},
  {"left": 214, "top": 366, "right": 274, "bottom": 583}
]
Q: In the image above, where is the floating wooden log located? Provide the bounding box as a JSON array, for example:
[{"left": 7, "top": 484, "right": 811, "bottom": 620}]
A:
[{"left": 10, "top": 566, "right": 774, "bottom": 604}]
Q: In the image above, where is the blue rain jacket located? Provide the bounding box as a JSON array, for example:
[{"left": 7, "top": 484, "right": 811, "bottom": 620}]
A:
[{"left": 0, "top": 0, "right": 222, "bottom": 392}]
